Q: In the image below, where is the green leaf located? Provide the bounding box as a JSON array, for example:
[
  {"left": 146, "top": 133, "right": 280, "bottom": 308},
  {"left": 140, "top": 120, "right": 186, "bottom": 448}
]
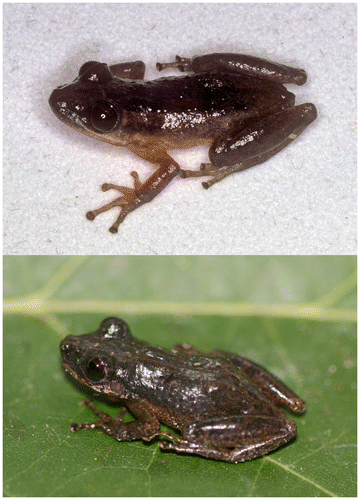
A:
[{"left": 4, "top": 256, "right": 356, "bottom": 496}]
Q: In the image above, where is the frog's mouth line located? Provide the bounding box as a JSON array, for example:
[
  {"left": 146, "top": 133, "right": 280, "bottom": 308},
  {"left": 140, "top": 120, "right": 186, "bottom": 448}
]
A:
[
  {"left": 63, "top": 363, "right": 85, "bottom": 384},
  {"left": 62, "top": 362, "right": 100, "bottom": 391}
]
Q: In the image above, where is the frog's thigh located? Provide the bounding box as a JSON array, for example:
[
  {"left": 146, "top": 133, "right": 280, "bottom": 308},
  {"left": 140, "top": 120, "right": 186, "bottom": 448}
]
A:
[
  {"left": 212, "top": 350, "right": 306, "bottom": 414},
  {"left": 210, "top": 103, "right": 316, "bottom": 169},
  {"left": 161, "top": 415, "right": 297, "bottom": 463}
]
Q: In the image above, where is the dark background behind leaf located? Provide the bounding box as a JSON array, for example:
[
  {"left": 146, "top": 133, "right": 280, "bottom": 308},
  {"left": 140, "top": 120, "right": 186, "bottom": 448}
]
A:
[{"left": 3, "top": 256, "right": 356, "bottom": 496}]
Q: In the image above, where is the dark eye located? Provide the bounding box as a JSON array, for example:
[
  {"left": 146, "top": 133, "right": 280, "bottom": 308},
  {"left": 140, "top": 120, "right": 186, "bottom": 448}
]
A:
[
  {"left": 84, "top": 357, "right": 107, "bottom": 382},
  {"left": 90, "top": 100, "right": 118, "bottom": 132}
]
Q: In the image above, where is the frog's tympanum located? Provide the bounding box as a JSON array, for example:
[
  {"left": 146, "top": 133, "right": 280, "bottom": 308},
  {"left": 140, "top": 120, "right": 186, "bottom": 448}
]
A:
[
  {"left": 60, "top": 318, "right": 306, "bottom": 463},
  {"left": 49, "top": 53, "right": 317, "bottom": 233}
]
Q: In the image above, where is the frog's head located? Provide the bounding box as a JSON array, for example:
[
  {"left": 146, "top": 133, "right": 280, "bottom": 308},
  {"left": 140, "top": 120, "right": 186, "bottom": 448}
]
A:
[
  {"left": 60, "top": 317, "right": 135, "bottom": 398},
  {"left": 49, "top": 62, "right": 130, "bottom": 146}
]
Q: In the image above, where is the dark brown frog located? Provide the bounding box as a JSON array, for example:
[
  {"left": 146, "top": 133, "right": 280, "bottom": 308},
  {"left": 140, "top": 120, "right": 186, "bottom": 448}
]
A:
[
  {"left": 60, "top": 318, "right": 305, "bottom": 463},
  {"left": 49, "top": 53, "right": 316, "bottom": 233}
]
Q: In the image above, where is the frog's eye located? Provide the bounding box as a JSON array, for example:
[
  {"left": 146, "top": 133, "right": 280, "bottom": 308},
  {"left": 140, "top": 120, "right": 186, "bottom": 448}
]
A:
[
  {"left": 90, "top": 100, "right": 119, "bottom": 133},
  {"left": 84, "top": 357, "right": 107, "bottom": 382}
]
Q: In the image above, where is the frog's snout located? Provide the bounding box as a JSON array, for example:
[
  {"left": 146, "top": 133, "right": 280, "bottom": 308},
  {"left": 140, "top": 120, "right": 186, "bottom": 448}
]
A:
[{"left": 60, "top": 335, "right": 79, "bottom": 363}]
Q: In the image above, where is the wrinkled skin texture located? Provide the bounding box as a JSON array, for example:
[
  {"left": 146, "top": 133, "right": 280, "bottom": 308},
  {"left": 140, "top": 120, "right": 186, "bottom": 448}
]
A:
[
  {"left": 60, "top": 318, "right": 306, "bottom": 463},
  {"left": 49, "top": 53, "right": 316, "bottom": 233}
]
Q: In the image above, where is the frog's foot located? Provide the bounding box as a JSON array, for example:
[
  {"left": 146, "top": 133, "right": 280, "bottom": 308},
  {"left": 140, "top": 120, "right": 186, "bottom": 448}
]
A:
[
  {"left": 156, "top": 55, "right": 191, "bottom": 72},
  {"left": 70, "top": 400, "right": 161, "bottom": 442},
  {"left": 159, "top": 438, "right": 234, "bottom": 462},
  {"left": 179, "top": 163, "right": 234, "bottom": 189},
  {"left": 160, "top": 437, "right": 283, "bottom": 464},
  {"left": 86, "top": 171, "right": 143, "bottom": 233},
  {"left": 179, "top": 163, "right": 215, "bottom": 178},
  {"left": 70, "top": 399, "right": 127, "bottom": 433}
]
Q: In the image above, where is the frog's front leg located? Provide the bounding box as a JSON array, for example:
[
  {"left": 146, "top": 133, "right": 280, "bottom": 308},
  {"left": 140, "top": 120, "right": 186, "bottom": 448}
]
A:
[
  {"left": 70, "top": 399, "right": 162, "bottom": 442},
  {"left": 160, "top": 414, "right": 297, "bottom": 463},
  {"left": 180, "top": 102, "right": 317, "bottom": 189},
  {"left": 86, "top": 146, "right": 180, "bottom": 233}
]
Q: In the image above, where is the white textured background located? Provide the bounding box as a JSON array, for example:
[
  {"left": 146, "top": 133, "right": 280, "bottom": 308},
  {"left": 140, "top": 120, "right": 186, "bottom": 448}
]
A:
[{"left": 3, "top": 3, "right": 356, "bottom": 255}]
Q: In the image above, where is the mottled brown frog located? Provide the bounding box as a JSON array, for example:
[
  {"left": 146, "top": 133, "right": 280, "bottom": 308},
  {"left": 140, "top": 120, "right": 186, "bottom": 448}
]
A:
[{"left": 60, "top": 318, "right": 306, "bottom": 463}]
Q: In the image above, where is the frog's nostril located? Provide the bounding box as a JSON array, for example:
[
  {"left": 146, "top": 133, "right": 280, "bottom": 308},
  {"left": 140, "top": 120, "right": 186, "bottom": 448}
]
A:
[
  {"left": 60, "top": 343, "right": 71, "bottom": 359},
  {"left": 60, "top": 336, "right": 78, "bottom": 355}
]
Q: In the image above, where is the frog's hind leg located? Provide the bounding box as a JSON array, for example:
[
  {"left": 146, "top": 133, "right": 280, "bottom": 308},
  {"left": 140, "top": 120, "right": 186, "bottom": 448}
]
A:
[
  {"left": 213, "top": 350, "right": 306, "bottom": 415},
  {"left": 157, "top": 53, "right": 307, "bottom": 86},
  {"left": 179, "top": 102, "right": 317, "bottom": 189},
  {"left": 159, "top": 415, "right": 297, "bottom": 463}
]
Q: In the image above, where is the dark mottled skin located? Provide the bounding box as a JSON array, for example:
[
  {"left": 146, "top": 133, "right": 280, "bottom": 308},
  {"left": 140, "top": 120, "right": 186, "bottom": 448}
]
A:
[
  {"left": 60, "top": 318, "right": 305, "bottom": 463},
  {"left": 49, "top": 53, "right": 317, "bottom": 233}
]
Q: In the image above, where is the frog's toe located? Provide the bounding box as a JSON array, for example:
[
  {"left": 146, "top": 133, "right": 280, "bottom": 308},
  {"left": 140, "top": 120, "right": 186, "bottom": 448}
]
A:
[
  {"left": 86, "top": 211, "right": 96, "bottom": 221},
  {"left": 86, "top": 196, "right": 130, "bottom": 223},
  {"left": 108, "top": 204, "right": 136, "bottom": 233},
  {"left": 101, "top": 182, "right": 136, "bottom": 197}
]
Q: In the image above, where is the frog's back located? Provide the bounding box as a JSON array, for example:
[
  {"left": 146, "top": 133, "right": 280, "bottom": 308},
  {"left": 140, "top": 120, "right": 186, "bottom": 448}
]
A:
[
  {"left": 50, "top": 64, "right": 294, "bottom": 144},
  {"left": 110, "top": 71, "right": 294, "bottom": 132},
  {"left": 128, "top": 350, "right": 283, "bottom": 421}
]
